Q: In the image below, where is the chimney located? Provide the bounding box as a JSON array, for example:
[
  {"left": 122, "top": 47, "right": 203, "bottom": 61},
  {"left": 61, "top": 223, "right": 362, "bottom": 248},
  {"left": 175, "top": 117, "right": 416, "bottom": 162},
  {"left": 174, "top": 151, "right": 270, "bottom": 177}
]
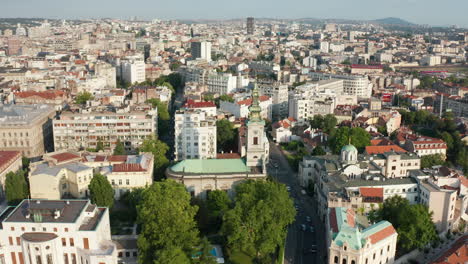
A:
[{"left": 54, "top": 209, "right": 61, "bottom": 219}]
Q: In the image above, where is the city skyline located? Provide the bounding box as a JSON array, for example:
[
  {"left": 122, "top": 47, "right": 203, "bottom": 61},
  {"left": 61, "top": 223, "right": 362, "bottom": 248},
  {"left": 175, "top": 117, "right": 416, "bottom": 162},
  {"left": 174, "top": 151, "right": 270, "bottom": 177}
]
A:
[{"left": 1, "top": 0, "right": 468, "bottom": 27}]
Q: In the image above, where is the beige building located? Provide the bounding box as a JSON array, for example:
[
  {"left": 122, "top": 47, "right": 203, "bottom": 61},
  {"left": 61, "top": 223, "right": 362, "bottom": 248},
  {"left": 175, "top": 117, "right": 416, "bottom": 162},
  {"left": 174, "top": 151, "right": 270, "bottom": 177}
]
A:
[
  {"left": 0, "top": 151, "right": 22, "bottom": 199},
  {"left": 418, "top": 178, "right": 458, "bottom": 232},
  {"left": 53, "top": 105, "right": 157, "bottom": 153},
  {"left": 0, "top": 104, "right": 56, "bottom": 158},
  {"left": 0, "top": 199, "right": 117, "bottom": 264},
  {"left": 29, "top": 151, "right": 154, "bottom": 200}
]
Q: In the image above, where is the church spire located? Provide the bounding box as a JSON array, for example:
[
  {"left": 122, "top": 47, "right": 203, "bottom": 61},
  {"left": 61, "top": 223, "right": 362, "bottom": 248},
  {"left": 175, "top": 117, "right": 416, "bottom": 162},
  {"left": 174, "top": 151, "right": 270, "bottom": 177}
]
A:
[{"left": 249, "top": 82, "right": 262, "bottom": 122}]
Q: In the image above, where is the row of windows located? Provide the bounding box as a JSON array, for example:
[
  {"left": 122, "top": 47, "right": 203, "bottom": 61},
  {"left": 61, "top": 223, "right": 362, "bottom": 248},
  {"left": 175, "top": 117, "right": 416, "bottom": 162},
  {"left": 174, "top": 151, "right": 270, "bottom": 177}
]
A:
[
  {"left": 10, "top": 227, "right": 69, "bottom": 232},
  {"left": 2, "top": 132, "right": 30, "bottom": 138}
]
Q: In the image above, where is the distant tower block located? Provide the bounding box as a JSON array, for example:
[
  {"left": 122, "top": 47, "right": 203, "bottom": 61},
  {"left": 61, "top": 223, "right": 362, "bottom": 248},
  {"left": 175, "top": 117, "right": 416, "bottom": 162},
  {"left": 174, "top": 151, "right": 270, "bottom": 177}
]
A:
[{"left": 247, "top": 17, "right": 255, "bottom": 35}]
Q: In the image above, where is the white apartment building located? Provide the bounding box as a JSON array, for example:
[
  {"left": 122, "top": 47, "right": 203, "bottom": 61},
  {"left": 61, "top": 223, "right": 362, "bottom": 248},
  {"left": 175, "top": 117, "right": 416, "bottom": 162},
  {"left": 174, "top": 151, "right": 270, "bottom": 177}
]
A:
[
  {"left": 220, "top": 95, "right": 273, "bottom": 120},
  {"left": 288, "top": 80, "right": 343, "bottom": 124},
  {"left": 259, "top": 83, "right": 289, "bottom": 120},
  {"left": 421, "top": 55, "right": 442, "bottom": 66},
  {"left": 329, "top": 43, "right": 345, "bottom": 53},
  {"left": 310, "top": 72, "right": 373, "bottom": 98},
  {"left": 0, "top": 199, "right": 117, "bottom": 264},
  {"left": 191, "top": 41, "right": 212, "bottom": 62},
  {"left": 320, "top": 41, "right": 330, "bottom": 53},
  {"left": 302, "top": 57, "right": 317, "bottom": 69},
  {"left": 174, "top": 109, "right": 217, "bottom": 160},
  {"left": 182, "top": 100, "right": 217, "bottom": 117},
  {"left": 207, "top": 73, "right": 238, "bottom": 95},
  {"left": 121, "top": 59, "right": 145, "bottom": 84},
  {"left": 95, "top": 62, "right": 117, "bottom": 88},
  {"left": 53, "top": 105, "right": 157, "bottom": 153}
]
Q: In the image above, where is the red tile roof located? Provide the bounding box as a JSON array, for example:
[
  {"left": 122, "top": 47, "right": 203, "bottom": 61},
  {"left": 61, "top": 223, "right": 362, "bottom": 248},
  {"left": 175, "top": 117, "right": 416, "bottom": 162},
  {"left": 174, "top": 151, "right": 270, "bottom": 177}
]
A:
[
  {"left": 365, "top": 145, "right": 407, "bottom": 154},
  {"left": 216, "top": 153, "right": 241, "bottom": 159},
  {"left": 0, "top": 151, "right": 21, "bottom": 171},
  {"left": 431, "top": 235, "right": 468, "bottom": 264},
  {"left": 112, "top": 163, "right": 145, "bottom": 172},
  {"left": 352, "top": 64, "right": 383, "bottom": 69},
  {"left": 15, "top": 90, "right": 65, "bottom": 100},
  {"left": 236, "top": 95, "right": 270, "bottom": 106},
  {"left": 360, "top": 187, "right": 384, "bottom": 198},
  {"left": 50, "top": 152, "right": 81, "bottom": 163},
  {"left": 368, "top": 225, "right": 397, "bottom": 245},
  {"left": 184, "top": 99, "right": 216, "bottom": 108},
  {"left": 108, "top": 155, "right": 128, "bottom": 162}
]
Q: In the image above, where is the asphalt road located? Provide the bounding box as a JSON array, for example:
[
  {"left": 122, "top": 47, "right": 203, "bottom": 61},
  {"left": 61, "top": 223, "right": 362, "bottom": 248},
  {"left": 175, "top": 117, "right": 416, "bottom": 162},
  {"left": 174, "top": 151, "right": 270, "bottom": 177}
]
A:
[{"left": 267, "top": 141, "right": 327, "bottom": 264}]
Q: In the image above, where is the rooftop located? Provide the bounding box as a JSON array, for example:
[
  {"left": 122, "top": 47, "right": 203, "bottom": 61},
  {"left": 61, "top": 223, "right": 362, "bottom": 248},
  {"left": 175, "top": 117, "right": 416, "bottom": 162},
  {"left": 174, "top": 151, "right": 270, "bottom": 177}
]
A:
[
  {"left": 3, "top": 200, "right": 89, "bottom": 223},
  {"left": 169, "top": 159, "right": 251, "bottom": 174},
  {"left": 0, "top": 104, "right": 55, "bottom": 126},
  {"left": 0, "top": 151, "right": 21, "bottom": 171}
]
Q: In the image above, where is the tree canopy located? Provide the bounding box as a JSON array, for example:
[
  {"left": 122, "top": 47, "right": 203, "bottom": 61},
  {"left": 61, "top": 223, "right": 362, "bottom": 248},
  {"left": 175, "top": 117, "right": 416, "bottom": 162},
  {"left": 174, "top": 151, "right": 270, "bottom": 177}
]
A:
[
  {"left": 309, "top": 114, "right": 338, "bottom": 134},
  {"left": 113, "top": 140, "right": 126, "bottom": 155},
  {"left": 420, "top": 154, "right": 445, "bottom": 169},
  {"left": 75, "top": 91, "right": 93, "bottom": 105},
  {"left": 311, "top": 146, "right": 326, "bottom": 156},
  {"left": 88, "top": 173, "right": 114, "bottom": 208},
  {"left": 137, "top": 180, "right": 199, "bottom": 264},
  {"left": 146, "top": 98, "right": 170, "bottom": 135},
  {"left": 5, "top": 170, "right": 29, "bottom": 205},
  {"left": 139, "top": 137, "right": 170, "bottom": 180},
  {"left": 328, "top": 126, "right": 371, "bottom": 154},
  {"left": 222, "top": 180, "right": 296, "bottom": 262},
  {"left": 369, "top": 196, "right": 437, "bottom": 251},
  {"left": 216, "top": 119, "right": 237, "bottom": 152}
]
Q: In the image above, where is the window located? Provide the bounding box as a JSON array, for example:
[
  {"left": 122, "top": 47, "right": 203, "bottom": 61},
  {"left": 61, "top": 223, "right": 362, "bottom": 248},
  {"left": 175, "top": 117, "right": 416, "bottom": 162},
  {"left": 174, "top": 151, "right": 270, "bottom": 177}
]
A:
[
  {"left": 83, "top": 238, "right": 89, "bottom": 249},
  {"left": 16, "top": 237, "right": 20, "bottom": 245},
  {"left": 35, "top": 256, "right": 41, "bottom": 264},
  {"left": 387, "top": 245, "right": 390, "bottom": 252},
  {"left": 10, "top": 227, "right": 14, "bottom": 231},
  {"left": 11, "top": 253, "right": 17, "bottom": 264},
  {"left": 119, "top": 179, "right": 122, "bottom": 185},
  {"left": 342, "top": 259, "right": 347, "bottom": 264},
  {"left": 373, "top": 253, "right": 376, "bottom": 259},
  {"left": 62, "top": 238, "right": 67, "bottom": 246},
  {"left": 8, "top": 237, "right": 13, "bottom": 245},
  {"left": 125, "top": 252, "right": 130, "bottom": 257},
  {"left": 334, "top": 256, "right": 339, "bottom": 264},
  {"left": 253, "top": 137, "right": 258, "bottom": 145},
  {"left": 69, "top": 238, "right": 74, "bottom": 247},
  {"left": 21, "top": 227, "right": 25, "bottom": 231},
  {"left": 46, "top": 254, "right": 53, "bottom": 264},
  {"left": 71, "top": 254, "right": 76, "bottom": 264},
  {"left": 53, "top": 228, "right": 57, "bottom": 232},
  {"left": 64, "top": 254, "right": 69, "bottom": 264},
  {"left": 64, "top": 228, "right": 69, "bottom": 232},
  {"left": 126, "top": 179, "right": 130, "bottom": 185}
]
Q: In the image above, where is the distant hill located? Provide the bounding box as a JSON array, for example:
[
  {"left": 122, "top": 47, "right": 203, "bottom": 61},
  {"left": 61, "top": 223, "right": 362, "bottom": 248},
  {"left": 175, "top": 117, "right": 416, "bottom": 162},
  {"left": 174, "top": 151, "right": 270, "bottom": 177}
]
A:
[{"left": 372, "top": 17, "right": 415, "bottom": 26}]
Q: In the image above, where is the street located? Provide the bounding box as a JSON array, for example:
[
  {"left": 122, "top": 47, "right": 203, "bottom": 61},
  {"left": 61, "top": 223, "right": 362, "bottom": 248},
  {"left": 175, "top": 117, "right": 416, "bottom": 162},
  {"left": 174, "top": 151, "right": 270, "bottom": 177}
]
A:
[{"left": 267, "top": 141, "right": 327, "bottom": 264}]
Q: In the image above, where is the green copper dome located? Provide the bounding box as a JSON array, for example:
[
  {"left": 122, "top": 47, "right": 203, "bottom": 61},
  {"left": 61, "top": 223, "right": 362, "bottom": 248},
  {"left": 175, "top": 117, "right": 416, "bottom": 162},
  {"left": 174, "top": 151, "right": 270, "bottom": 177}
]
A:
[{"left": 341, "top": 144, "right": 357, "bottom": 153}]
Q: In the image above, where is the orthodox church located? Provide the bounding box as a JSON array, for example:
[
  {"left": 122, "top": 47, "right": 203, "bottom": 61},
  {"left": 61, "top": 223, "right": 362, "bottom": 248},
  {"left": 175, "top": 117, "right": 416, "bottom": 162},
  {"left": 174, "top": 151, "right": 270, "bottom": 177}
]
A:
[{"left": 166, "top": 84, "right": 269, "bottom": 198}]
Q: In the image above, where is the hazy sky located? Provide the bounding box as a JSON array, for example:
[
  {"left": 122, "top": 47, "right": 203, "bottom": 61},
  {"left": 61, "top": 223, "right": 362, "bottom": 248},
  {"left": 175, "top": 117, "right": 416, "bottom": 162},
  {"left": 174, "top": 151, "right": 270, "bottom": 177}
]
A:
[{"left": 2, "top": 0, "right": 468, "bottom": 27}]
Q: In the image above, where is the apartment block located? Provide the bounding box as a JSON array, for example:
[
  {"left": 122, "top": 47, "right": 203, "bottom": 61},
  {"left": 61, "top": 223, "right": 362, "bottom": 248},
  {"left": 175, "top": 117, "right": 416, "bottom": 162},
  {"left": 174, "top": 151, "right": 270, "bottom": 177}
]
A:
[
  {"left": 53, "top": 105, "right": 157, "bottom": 153},
  {"left": 0, "top": 104, "right": 56, "bottom": 158},
  {"left": 174, "top": 109, "right": 217, "bottom": 160}
]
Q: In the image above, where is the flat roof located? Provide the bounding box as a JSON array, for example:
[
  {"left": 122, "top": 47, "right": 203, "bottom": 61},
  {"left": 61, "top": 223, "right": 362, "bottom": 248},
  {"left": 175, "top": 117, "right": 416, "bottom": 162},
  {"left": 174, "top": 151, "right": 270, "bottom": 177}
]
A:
[{"left": 4, "top": 200, "right": 88, "bottom": 224}]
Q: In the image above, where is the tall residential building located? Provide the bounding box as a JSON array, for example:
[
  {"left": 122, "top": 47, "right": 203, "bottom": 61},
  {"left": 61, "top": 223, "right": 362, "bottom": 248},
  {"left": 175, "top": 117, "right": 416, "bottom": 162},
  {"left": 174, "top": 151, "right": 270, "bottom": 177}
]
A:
[
  {"left": 174, "top": 109, "right": 217, "bottom": 160},
  {"left": 0, "top": 199, "right": 117, "bottom": 264},
  {"left": 95, "top": 62, "right": 117, "bottom": 88},
  {"left": 0, "top": 104, "right": 56, "bottom": 158},
  {"left": 246, "top": 17, "right": 255, "bottom": 35},
  {"left": 190, "top": 41, "right": 212, "bottom": 62},
  {"left": 207, "top": 73, "right": 238, "bottom": 95},
  {"left": 121, "top": 59, "right": 146, "bottom": 84},
  {"left": 53, "top": 105, "right": 157, "bottom": 152}
]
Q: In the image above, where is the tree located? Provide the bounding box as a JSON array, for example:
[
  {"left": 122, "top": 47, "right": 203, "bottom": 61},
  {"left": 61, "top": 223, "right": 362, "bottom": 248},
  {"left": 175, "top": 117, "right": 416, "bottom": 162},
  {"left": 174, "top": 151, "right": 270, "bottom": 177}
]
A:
[
  {"left": 216, "top": 119, "right": 236, "bottom": 152},
  {"left": 206, "top": 190, "right": 231, "bottom": 231},
  {"left": 113, "top": 140, "right": 126, "bottom": 155},
  {"left": 5, "top": 170, "right": 28, "bottom": 205},
  {"left": 328, "top": 127, "right": 371, "bottom": 154},
  {"left": 311, "top": 146, "right": 326, "bottom": 156},
  {"left": 139, "top": 137, "right": 169, "bottom": 180},
  {"left": 146, "top": 99, "right": 170, "bottom": 136},
  {"left": 369, "top": 196, "right": 437, "bottom": 251},
  {"left": 310, "top": 114, "right": 337, "bottom": 134},
  {"left": 218, "top": 94, "right": 234, "bottom": 103},
  {"left": 96, "top": 140, "right": 104, "bottom": 152},
  {"left": 121, "top": 188, "right": 145, "bottom": 221},
  {"left": 88, "top": 173, "right": 114, "bottom": 208},
  {"left": 203, "top": 94, "right": 215, "bottom": 102},
  {"left": 75, "top": 91, "right": 93, "bottom": 105},
  {"left": 222, "top": 180, "right": 296, "bottom": 262},
  {"left": 420, "top": 154, "right": 445, "bottom": 168},
  {"left": 137, "top": 180, "right": 199, "bottom": 264}
]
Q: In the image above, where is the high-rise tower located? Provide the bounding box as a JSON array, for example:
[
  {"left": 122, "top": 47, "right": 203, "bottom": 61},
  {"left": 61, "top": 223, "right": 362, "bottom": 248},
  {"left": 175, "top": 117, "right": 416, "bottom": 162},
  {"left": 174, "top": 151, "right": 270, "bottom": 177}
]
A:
[{"left": 246, "top": 17, "right": 255, "bottom": 35}]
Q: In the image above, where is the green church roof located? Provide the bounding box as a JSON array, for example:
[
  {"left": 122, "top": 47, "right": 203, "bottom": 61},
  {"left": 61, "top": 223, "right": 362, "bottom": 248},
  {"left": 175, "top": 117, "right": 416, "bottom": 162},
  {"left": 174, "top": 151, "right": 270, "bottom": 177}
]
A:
[
  {"left": 341, "top": 144, "right": 358, "bottom": 152},
  {"left": 170, "top": 159, "right": 251, "bottom": 174}
]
